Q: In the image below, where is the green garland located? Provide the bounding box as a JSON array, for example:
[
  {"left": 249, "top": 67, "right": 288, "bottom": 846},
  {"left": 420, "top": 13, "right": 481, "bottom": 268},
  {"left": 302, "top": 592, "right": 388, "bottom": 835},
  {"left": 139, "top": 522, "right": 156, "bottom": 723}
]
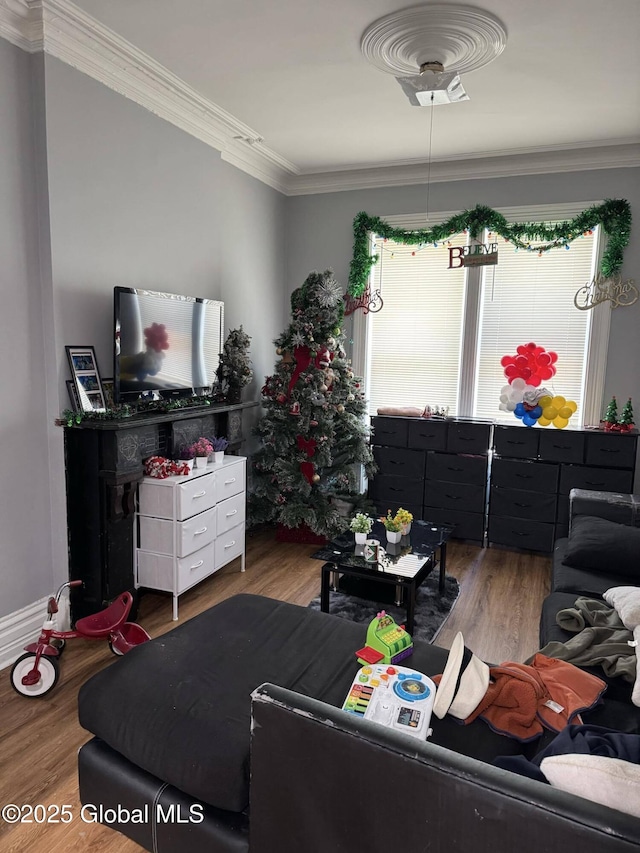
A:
[
  {"left": 56, "top": 394, "right": 218, "bottom": 428},
  {"left": 348, "top": 199, "right": 631, "bottom": 297}
]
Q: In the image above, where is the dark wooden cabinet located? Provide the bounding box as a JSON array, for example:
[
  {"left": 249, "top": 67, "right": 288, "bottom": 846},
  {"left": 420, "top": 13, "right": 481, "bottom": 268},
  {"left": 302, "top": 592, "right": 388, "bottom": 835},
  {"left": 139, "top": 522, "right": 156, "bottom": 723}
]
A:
[{"left": 64, "top": 402, "right": 256, "bottom": 621}]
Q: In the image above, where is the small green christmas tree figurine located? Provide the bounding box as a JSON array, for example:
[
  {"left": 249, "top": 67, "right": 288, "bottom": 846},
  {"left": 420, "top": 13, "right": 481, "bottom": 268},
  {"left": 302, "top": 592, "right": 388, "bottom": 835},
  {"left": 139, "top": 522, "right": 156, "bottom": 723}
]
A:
[
  {"left": 619, "top": 398, "right": 634, "bottom": 431},
  {"left": 217, "top": 326, "right": 253, "bottom": 403},
  {"left": 603, "top": 396, "right": 618, "bottom": 431},
  {"left": 249, "top": 269, "right": 376, "bottom": 540}
]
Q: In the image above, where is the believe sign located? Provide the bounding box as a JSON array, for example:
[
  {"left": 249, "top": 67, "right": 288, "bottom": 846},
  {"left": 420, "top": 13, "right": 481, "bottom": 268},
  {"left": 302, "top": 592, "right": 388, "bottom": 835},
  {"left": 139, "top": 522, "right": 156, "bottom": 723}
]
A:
[{"left": 448, "top": 242, "right": 498, "bottom": 268}]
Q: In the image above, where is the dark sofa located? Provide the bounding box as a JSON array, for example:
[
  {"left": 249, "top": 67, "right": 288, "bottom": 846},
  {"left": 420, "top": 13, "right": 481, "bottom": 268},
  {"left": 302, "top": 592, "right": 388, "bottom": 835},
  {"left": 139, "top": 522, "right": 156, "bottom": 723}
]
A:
[{"left": 78, "top": 494, "right": 640, "bottom": 852}]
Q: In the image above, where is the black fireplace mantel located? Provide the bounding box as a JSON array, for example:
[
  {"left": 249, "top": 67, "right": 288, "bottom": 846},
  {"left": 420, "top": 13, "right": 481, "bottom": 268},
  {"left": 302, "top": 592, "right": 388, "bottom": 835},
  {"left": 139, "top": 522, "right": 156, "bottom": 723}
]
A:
[{"left": 64, "top": 401, "right": 258, "bottom": 620}]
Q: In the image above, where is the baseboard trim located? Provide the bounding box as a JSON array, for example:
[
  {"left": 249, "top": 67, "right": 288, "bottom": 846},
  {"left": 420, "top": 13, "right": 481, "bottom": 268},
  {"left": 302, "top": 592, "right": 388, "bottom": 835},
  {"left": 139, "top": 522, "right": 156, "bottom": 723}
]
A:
[{"left": 0, "top": 597, "right": 49, "bottom": 671}]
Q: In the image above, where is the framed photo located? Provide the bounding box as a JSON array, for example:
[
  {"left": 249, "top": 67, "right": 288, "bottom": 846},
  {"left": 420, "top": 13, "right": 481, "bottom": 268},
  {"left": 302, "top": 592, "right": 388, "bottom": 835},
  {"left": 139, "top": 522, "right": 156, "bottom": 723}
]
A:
[
  {"left": 66, "top": 380, "right": 80, "bottom": 412},
  {"left": 65, "top": 346, "right": 106, "bottom": 413},
  {"left": 102, "top": 378, "right": 115, "bottom": 409}
]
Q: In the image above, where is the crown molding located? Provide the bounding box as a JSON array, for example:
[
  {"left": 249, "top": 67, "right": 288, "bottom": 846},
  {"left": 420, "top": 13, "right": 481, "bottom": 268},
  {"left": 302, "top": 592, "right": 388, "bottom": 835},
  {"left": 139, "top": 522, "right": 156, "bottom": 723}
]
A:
[
  {"left": 1, "top": 1, "right": 638, "bottom": 197},
  {"left": 286, "top": 142, "right": 640, "bottom": 195}
]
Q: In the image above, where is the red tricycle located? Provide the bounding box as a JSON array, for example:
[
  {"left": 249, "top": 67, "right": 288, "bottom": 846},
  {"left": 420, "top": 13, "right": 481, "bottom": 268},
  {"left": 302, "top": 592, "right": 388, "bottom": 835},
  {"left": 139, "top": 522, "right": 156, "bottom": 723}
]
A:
[{"left": 10, "top": 580, "right": 150, "bottom": 697}]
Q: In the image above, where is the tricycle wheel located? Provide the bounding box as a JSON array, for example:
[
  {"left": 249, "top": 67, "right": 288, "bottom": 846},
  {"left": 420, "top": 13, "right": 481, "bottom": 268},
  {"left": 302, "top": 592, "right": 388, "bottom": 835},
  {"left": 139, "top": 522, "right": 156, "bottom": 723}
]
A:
[
  {"left": 50, "top": 638, "right": 66, "bottom": 654},
  {"left": 108, "top": 639, "right": 124, "bottom": 656},
  {"left": 10, "top": 653, "right": 59, "bottom": 697}
]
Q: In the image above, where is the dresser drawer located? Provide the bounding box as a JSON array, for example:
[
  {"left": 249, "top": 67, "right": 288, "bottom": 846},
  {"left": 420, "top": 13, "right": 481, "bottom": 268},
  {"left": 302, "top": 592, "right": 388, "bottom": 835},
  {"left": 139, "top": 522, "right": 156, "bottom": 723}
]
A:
[
  {"left": 138, "top": 506, "right": 217, "bottom": 557},
  {"left": 585, "top": 433, "right": 638, "bottom": 469},
  {"left": 373, "top": 446, "right": 426, "bottom": 478},
  {"left": 371, "top": 416, "right": 408, "bottom": 448},
  {"left": 137, "top": 540, "right": 216, "bottom": 593},
  {"left": 490, "top": 486, "right": 557, "bottom": 523},
  {"left": 493, "top": 425, "right": 539, "bottom": 460},
  {"left": 447, "top": 421, "right": 491, "bottom": 455},
  {"left": 215, "top": 523, "right": 245, "bottom": 569},
  {"left": 559, "top": 465, "right": 633, "bottom": 495},
  {"left": 488, "top": 516, "right": 555, "bottom": 553},
  {"left": 215, "top": 459, "right": 245, "bottom": 502},
  {"left": 138, "top": 472, "right": 216, "bottom": 521},
  {"left": 420, "top": 507, "right": 485, "bottom": 543},
  {"left": 178, "top": 541, "right": 218, "bottom": 592},
  {"left": 407, "top": 419, "right": 447, "bottom": 451},
  {"left": 538, "top": 430, "right": 585, "bottom": 464},
  {"left": 216, "top": 492, "right": 245, "bottom": 536},
  {"left": 426, "top": 452, "right": 488, "bottom": 486},
  {"left": 424, "top": 479, "right": 486, "bottom": 514},
  {"left": 491, "top": 458, "right": 559, "bottom": 493},
  {"left": 369, "top": 474, "right": 424, "bottom": 506}
]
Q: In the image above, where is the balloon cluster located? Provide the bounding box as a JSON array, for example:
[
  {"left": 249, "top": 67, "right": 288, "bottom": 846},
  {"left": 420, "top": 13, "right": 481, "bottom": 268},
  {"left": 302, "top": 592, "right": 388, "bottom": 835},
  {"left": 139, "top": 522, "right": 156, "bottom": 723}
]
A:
[{"left": 499, "top": 342, "right": 577, "bottom": 429}]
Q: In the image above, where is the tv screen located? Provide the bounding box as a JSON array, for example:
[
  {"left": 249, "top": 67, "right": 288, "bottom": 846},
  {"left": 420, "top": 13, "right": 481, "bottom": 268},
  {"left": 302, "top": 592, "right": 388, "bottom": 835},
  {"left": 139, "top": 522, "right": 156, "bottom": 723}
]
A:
[{"left": 114, "top": 287, "right": 224, "bottom": 403}]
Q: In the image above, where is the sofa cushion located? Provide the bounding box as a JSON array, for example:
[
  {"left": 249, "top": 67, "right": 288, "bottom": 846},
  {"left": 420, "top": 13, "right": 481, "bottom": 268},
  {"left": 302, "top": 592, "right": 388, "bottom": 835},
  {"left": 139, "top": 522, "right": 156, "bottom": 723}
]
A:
[
  {"left": 552, "top": 539, "right": 637, "bottom": 597},
  {"left": 78, "top": 593, "right": 526, "bottom": 814},
  {"left": 541, "top": 753, "right": 640, "bottom": 818},
  {"left": 564, "top": 515, "right": 640, "bottom": 576}
]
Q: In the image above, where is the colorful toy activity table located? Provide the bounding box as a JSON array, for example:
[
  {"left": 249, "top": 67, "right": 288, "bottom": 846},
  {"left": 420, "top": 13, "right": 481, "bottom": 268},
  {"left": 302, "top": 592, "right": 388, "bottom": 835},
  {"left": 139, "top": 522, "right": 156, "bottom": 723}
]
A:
[{"left": 311, "top": 520, "right": 453, "bottom": 635}]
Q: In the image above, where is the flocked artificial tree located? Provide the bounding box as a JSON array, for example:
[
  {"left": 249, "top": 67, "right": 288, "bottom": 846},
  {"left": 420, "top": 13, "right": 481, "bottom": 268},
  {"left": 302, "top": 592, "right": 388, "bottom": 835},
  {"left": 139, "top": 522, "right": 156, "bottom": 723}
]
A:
[
  {"left": 619, "top": 398, "right": 634, "bottom": 431},
  {"left": 603, "top": 396, "right": 619, "bottom": 430},
  {"left": 249, "top": 269, "right": 376, "bottom": 540},
  {"left": 217, "top": 326, "right": 253, "bottom": 403}
]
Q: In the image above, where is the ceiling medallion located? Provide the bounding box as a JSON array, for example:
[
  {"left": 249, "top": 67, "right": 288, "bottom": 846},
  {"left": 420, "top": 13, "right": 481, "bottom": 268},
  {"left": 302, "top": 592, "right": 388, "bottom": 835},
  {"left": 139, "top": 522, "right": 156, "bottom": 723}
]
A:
[{"left": 360, "top": 3, "right": 507, "bottom": 77}]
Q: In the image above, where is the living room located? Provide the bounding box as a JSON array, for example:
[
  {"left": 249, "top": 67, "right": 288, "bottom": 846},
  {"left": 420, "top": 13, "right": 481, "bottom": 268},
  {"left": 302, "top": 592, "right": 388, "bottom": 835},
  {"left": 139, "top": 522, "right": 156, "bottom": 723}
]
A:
[{"left": 0, "top": 1, "right": 639, "bottom": 850}]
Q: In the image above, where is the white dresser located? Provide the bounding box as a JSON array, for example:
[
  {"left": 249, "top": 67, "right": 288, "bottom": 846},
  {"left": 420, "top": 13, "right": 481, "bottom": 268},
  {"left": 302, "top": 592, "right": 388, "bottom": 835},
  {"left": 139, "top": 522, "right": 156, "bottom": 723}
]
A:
[{"left": 136, "top": 456, "right": 246, "bottom": 619}]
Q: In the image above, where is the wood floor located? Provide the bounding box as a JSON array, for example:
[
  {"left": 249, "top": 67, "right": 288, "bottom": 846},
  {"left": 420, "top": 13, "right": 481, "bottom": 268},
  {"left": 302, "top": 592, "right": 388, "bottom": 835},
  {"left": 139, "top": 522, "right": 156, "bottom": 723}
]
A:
[{"left": 0, "top": 528, "right": 550, "bottom": 852}]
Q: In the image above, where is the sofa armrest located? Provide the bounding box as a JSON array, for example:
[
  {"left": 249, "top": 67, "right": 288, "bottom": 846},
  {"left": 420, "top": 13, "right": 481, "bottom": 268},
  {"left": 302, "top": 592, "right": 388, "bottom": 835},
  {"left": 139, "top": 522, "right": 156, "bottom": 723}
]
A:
[
  {"left": 569, "top": 489, "right": 640, "bottom": 533},
  {"left": 250, "top": 684, "right": 640, "bottom": 853}
]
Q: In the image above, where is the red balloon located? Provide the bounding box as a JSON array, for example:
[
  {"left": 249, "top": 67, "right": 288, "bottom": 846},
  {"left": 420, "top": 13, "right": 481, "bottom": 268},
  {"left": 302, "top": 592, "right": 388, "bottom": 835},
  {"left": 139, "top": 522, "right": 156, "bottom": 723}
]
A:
[
  {"left": 505, "top": 365, "right": 518, "bottom": 379},
  {"left": 517, "top": 345, "right": 527, "bottom": 355},
  {"left": 549, "top": 351, "right": 558, "bottom": 363},
  {"left": 529, "top": 374, "right": 541, "bottom": 387},
  {"left": 500, "top": 355, "right": 515, "bottom": 367},
  {"left": 538, "top": 352, "right": 551, "bottom": 366},
  {"left": 515, "top": 355, "right": 528, "bottom": 368},
  {"left": 539, "top": 366, "right": 553, "bottom": 380},
  {"left": 522, "top": 367, "right": 531, "bottom": 379},
  {"left": 526, "top": 342, "right": 537, "bottom": 350}
]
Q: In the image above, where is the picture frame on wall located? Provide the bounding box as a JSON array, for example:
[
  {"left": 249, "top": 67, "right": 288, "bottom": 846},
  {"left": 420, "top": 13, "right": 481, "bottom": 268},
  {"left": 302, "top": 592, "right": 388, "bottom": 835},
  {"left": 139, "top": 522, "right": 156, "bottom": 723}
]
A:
[{"left": 65, "top": 345, "right": 107, "bottom": 413}]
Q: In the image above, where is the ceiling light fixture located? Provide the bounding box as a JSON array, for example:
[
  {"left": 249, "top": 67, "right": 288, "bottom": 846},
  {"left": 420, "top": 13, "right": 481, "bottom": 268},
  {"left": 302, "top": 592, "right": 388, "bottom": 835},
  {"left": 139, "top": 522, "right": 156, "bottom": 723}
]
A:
[{"left": 397, "top": 60, "right": 469, "bottom": 107}]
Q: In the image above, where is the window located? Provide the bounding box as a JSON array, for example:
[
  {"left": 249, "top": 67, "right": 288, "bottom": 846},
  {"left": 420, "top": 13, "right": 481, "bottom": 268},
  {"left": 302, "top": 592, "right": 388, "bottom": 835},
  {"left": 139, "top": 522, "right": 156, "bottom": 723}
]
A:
[{"left": 354, "top": 204, "right": 609, "bottom": 427}]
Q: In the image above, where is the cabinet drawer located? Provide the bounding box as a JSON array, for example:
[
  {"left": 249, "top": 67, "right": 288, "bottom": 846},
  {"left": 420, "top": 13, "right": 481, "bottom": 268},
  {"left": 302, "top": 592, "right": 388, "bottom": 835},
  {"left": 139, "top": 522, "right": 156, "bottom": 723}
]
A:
[
  {"left": 424, "top": 479, "right": 486, "bottom": 514},
  {"left": 136, "top": 540, "right": 216, "bottom": 593},
  {"left": 490, "top": 486, "right": 557, "bottom": 523},
  {"left": 559, "top": 465, "right": 633, "bottom": 495},
  {"left": 373, "top": 446, "right": 426, "bottom": 478},
  {"left": 215, "top": 459, "right": 245, "bottom": 502},
  {"left": 178, "top": 541, "right": 218, "bottom": 592},
  {"left": 491, "top": 458, "right": 558, "bottom": 493},
  {"left": 216, "top": 492, "right": 245, "bottom": 536},
  {"left": 369, "top": 474, "right": 424, "bottom": 506},
  {"left": 407, "top": 419, "right": 447, "bottom": 451},
  {"left": 215, "top": 523, "right": 245, "bottom": 569},
  {"left": 493, "top": 425, "right": 539, "bottom": 459},
  {"left": 447, "top": 421, "right": 491, "bottom": 455},
  {"left": 138, "top": 472, "right": 216, "bottom": 521},
  {"left": 426, "top": 452, "right": 488, "bottom": 486},
  {"left": 538, "top": 430, "right": 585, "bottom": 464},
  {"left": 420, "top": 507, "right": 485, "bottom": 543},
  {"left": 585, "top": 433, "right": 638, "bottom": 469},
  {"left": 138, "top": 506, "right": 216, "bottom": 557},
  {"left": 488, "top": 516, "right": 555, "bottom": 553},
  {"left": 371, "top": 416, "right": 408, "bottom": 448}
]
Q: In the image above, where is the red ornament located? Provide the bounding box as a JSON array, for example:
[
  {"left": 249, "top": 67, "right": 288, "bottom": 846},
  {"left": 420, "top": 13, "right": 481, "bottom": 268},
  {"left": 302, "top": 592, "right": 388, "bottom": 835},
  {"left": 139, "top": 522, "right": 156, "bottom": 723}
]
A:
[
  {"left": 144, "top": 323, "right": 169, "bottom": 353},
  {"left": 300, "top": 461, "right": 316, "bottom": 484},
  {"left": 297, "top": 435, "right": 317, "bottom": 457}
]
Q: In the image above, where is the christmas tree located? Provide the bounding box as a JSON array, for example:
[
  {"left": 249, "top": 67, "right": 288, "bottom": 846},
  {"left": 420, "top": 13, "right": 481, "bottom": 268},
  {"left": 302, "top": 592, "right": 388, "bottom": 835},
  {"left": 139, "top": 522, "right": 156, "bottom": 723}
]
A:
[
  {"left": 249, "top": 269, "right": 376, "bottom": 538},
  {"left": 604, "top": 396, "right": 618, "bottom": 426},
  {"left": 217, "top": 326, "right": 253, "bottom": 403},
  {"left": 619, "top": 398, "right": 634, "bottom": 429}
]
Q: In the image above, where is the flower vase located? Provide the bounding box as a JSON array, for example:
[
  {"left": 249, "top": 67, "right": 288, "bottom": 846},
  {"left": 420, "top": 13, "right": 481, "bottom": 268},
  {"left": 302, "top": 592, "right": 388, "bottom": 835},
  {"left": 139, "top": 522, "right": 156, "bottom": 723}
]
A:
[
  {"left": 354, "top": 531, "right": 368, "bottom": 544},
  {"left": 183, "top": 459, "right": 195, "bottom": 473},
  {"left": 386, "top": 530, "right": 402, "bottom": 544},
  {"left": 194, "top": 455, "right": 208, "bottom": 469},
  {"left": 401, "top": 522, "right": 412, "bottom": 536},
  {"left": 213, "top": 451, "right": 224, "bottom": 464}
]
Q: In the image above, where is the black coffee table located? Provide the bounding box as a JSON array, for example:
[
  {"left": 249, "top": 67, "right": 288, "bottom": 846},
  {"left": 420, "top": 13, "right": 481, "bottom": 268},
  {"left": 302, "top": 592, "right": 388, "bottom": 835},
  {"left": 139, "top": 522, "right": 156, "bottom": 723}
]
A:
[{"left": 311, "top": 520, "right": 453, "bottom": 635}]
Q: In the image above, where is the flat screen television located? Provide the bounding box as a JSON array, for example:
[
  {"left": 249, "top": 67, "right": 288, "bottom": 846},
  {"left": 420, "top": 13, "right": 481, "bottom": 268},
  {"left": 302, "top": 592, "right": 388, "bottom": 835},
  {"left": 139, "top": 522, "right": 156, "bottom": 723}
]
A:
[{"left": 114, "top": 286, "right": 224, "bottom": 404}]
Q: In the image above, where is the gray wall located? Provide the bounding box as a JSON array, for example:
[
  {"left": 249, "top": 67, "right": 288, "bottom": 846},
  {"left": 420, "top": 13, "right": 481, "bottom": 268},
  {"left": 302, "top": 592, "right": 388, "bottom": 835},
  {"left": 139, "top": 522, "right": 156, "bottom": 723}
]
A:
[{"left": 285, "top": 170, "right": 640, "bottom": 438}]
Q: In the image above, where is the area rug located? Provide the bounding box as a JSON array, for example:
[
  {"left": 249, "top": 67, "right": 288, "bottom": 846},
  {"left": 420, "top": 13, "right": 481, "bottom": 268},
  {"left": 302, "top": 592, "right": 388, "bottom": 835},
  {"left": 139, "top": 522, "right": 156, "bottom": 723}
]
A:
[{"left": 308, "top": 573, "right": 460, "bottom": 644}]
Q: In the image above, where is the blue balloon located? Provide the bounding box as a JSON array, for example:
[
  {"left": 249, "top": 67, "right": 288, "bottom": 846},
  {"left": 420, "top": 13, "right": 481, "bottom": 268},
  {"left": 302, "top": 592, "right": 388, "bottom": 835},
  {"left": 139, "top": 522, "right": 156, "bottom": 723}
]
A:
[
  {"left": 531, "top": 405, "right": 543, "bottom": 419},
  {"left": 514, "top": 402, "right": 526, "bottom": 417},
  {"left": 523, "top": 414, "right": 536, "bottom": 427}
]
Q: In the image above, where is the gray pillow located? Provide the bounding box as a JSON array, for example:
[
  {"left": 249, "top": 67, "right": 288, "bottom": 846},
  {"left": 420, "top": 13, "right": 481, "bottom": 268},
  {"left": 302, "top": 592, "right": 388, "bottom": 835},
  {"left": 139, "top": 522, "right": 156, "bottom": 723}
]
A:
[{"left": 564, "top": 515, "right": 640, "bottom": 576}]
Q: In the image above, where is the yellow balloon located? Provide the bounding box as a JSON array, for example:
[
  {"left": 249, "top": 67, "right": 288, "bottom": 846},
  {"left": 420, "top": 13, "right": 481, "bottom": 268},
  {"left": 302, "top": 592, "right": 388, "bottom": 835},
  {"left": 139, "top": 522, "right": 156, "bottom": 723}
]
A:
[
  {"left": 537, "top": 416, "right": 551, "bottom": 427},
  {"left": 559, "top": 406, "right": 572, "bottom": 419},
  {"left": 551, "top": 396, "right": 566, "bottom": 409},
  {"left": 538, "top": 395, "right": 552, "bottom": 409},
  {"left": 543, "top": 406, "right": 558, "bottom": 420},
  {"left": 554, "top": 416, "right": 569, "bottom": 429},
  {"left": 567, "top": 400, "right": 578, "bottom": 413}
]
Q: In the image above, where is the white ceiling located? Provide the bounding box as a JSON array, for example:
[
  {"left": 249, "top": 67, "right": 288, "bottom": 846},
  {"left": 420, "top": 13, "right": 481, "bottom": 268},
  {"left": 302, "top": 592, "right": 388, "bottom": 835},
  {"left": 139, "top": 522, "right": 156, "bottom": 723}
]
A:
[{"left": 69, "top": 0, "right": 640, "bottom": 177}]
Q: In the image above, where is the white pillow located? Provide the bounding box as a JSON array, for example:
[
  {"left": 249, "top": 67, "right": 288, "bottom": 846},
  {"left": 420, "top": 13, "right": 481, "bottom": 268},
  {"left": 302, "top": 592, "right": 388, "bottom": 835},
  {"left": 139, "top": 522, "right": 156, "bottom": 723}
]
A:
[
  {"left": 604, "top": 586, "right": 640, "bottom": 631},
  {"left": 541, "top": 753, "right": 640, "bottom": 818}
]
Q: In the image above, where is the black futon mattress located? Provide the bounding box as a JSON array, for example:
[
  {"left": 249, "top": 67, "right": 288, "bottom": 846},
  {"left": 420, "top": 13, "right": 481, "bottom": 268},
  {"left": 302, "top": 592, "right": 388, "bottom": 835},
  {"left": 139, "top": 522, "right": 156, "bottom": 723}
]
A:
[{"left": 78, "top": 594, "right": 532, "bottom": 813}]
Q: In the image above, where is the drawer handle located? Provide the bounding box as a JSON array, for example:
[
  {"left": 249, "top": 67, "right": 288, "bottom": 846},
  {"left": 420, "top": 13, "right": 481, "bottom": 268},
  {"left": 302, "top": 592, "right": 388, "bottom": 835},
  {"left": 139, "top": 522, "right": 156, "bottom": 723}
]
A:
[
  {"left": 457, "top": 437, "right": 474, "bottom": 442},
  {"left": 190, "top": 560, "right": 204, "bottom": 570},
  {"left": 507, "top": 440, "right": 525, "bottom": 445},
  {"left": 447, "top": 466, "right": 464, "bottom": 472},
  {"left": 553, "top": 445, "right": 571, "bottom": 450},
  {"left": 514, "top": 502, "right": 531, "bottom": 508},
  {"left": 586, "top": 481, "right": 606, "bottom": 486},
  {"left": 194, "top": 527, "right": 208, "bottom": 535},
  {"left": 419, "top": 433, "right": 436, "bottom": 439},
  {"left": 226, "top": 509, "right": 238, "bottom": 517},
  {"left": 193, "top": 490, "right": 207, "bottom": 498},
  {"left": 224, "top": 540, "right": 236, "bottom": 549},
  {"left": 513, "top": 531, "right": 531, "bottom": 537},
  {"left": 599, "top": 448, "right": 620, "bottom": 454},
  {"left": 224, "top": 478, "right": 237, "bottom": 485},
  {"left": 445, "top": 494, "right": 461, "bottom": 501},
  {"left": 515, "top": 474, "right": 533, "bottom": 479}
]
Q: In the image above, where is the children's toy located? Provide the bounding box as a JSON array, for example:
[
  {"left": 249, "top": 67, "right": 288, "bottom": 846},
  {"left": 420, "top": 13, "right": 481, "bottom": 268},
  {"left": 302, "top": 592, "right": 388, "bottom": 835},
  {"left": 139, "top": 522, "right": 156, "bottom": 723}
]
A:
[
  {"left": 356, "top": 610, "right": 413, "bottom": 665},
  {"left": 342, "top": 663, "right": 437, "bottom": 740},
  {"left": 10, "top": 580, "right": 150, "bottom": 698}
]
